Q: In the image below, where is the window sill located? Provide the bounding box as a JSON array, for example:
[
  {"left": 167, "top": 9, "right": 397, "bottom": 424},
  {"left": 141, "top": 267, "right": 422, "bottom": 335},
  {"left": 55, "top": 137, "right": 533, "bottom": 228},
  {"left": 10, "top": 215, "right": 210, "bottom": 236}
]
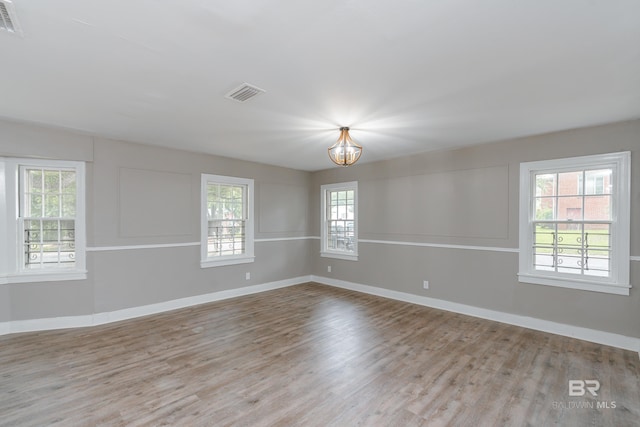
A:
[
  {"left": 320, "top": 251, "right": 358, "bottom": 261},
  {"left": 518, "top": 273, "right": 630, "bottom": 296},
  {"left": 200, "top": 256, "right": 255, "bottom": 269},
  {"left": 1, "top": 270, "right": 88, "bottom": 285}
]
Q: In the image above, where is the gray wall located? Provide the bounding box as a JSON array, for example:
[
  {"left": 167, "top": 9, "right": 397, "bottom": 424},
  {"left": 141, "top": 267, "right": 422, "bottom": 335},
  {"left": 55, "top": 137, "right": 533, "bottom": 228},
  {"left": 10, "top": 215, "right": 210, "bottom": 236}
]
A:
[
  {"left": 0, "top": 286, "right": 9, "bottom": 323},
  {"left": 88, "top": 137, "right": 313, "bottom": 313},
  {"left": 0, "top": 120, "right": 313, "bottom": 320},
  {"left": 1, "top": 117, "right": 639, "bottom": 340},
  {"left": 311, "top": 119, "right": 640, "bottom": 338}
]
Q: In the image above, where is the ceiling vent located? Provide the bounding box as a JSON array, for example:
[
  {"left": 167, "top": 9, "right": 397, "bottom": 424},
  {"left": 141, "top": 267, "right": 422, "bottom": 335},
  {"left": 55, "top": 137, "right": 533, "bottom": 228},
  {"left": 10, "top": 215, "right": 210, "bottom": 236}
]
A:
[
  {"left": 0, "top": 0, "right": 21, "bottom": 36},
  {"left": 224, "top": 83, "right": 266, "bottom": 103}
]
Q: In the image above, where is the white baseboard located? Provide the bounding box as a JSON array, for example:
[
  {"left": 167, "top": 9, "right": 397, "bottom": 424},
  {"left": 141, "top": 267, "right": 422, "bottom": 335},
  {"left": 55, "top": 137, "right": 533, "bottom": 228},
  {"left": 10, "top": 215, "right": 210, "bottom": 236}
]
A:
[
  {"left": 2, "top": 276, "right": 311, "bottom": 336},
  {"left": 7, "top": 314, "right": 95, "bottom": 334},
  {"left": 3, "top": 274, "right": 638, "bottom": 355},
  {"left": 311, "top": 275, "right": 640, "bottom": 353},
  {"left": 0, "top": 322, "right": 11, "bottom": 335},
  {"left": 91, "top": 276, "right": 311, "bottom": 326}
]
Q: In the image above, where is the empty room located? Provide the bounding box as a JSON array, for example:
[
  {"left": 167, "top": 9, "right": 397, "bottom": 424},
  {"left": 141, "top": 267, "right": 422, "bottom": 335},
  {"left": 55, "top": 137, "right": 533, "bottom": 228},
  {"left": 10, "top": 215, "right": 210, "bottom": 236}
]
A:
[{"left": 0, "top": 1, "right": 639, "bottom": 426}]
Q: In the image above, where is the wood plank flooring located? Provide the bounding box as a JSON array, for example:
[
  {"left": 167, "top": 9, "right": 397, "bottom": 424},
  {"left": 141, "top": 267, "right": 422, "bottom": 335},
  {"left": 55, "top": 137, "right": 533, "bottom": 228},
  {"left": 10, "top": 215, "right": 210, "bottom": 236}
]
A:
[{"left": 1, "top": 283, "right": 638, "bottom": 426}]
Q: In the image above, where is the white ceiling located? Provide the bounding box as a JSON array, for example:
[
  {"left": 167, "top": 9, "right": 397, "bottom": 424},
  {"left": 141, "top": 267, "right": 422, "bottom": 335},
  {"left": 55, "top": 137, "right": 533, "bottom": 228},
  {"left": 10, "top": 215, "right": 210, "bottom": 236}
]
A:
[{"left": 1, "top": 0, "right": 639, "bottom": 171}]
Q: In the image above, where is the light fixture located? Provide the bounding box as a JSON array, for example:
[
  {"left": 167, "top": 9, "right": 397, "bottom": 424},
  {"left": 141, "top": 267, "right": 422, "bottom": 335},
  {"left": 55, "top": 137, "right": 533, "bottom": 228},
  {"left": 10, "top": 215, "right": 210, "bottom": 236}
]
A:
[{"left": 328, "top": 127, "right": 363, "bottom": 167}]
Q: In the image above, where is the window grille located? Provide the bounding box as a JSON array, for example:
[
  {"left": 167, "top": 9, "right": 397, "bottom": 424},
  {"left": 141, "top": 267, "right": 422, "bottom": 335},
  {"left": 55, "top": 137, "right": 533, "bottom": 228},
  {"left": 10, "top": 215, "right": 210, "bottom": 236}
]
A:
[
  {"left": 519, "top": 152, "right": 630, "bottom": 295},
  {"left": 321, "top": 181, "right": 358, "bottom": 260},
  {"left": 326, "top": 189, "right": 356, "bottom": 253},
  {"left": 20, "top": 167, "right": 77, "bottom": 269},
  {"left": 200, "top": 174, "right": 254, "bottom": 268},
  {"left": 206, "top": 183, "right": 246, "bottom": 257},
  {"left": 533, "top": 169, "right": 612, "bottom": 278}
]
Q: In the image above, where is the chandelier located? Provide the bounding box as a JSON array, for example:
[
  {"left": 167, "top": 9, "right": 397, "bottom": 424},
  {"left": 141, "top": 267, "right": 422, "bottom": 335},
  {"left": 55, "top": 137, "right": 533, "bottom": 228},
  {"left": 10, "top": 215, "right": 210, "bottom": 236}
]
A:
[{"left": 328, "top": 127, "right": 363, "bottom": 167}]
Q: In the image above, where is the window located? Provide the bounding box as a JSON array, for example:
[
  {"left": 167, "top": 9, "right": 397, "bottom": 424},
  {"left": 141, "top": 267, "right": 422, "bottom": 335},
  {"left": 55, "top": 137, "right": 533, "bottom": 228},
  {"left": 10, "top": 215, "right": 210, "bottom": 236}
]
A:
[
  {"left": 0, "top": 158, "right": 86, "bottom": 284},
  {"left": 518, "top": 152, "right": 630, "bottom": 295},
  {"left": 321, "top": 181, "right": 358, "bottom": 261},
  {"left": 201, "top": 174, "right": 254, "bottom": 268},
  {"left": 577, "top": 172, "right": 606, "bottom": 195}
]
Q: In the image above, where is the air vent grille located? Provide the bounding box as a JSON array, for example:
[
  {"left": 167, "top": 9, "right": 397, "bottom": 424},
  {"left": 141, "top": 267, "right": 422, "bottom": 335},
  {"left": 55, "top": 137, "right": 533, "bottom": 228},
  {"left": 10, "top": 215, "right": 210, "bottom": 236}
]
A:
[
  {"left": 225, "top": 83, "right": 266, "bottom": 103},
  {"left": 0, "top": 0, "right": 21, "bottom": 36}
]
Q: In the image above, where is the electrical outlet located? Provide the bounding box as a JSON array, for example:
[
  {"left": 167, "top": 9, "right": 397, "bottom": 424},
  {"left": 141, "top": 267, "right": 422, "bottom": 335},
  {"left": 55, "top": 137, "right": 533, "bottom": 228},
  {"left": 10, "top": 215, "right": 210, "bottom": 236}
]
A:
[
  {"left": 246, "top": 272, "right": 251, "bottom": 280},
  {"left": 327, "top": 265, "right": 332, "bottom": 273},
  {"left": 423, "top": 280, "right": 429, "bottom": 289}
]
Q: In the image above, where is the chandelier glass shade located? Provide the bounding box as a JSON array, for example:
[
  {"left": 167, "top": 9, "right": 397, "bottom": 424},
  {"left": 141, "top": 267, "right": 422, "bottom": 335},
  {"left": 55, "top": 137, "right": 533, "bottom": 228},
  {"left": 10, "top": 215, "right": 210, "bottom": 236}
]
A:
[{"left": 328, "top": 127, "right": 363, "bottom": 167}]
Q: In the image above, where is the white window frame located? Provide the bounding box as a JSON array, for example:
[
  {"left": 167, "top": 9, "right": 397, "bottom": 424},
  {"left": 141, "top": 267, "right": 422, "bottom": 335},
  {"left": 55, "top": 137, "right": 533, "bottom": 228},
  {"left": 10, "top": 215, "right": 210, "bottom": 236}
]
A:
[
  {"left": 321, "top": 181, "right": 358, "bottom": 261},
  {"left": 0, "top": 157, "right": 87, "bottom": 284},
  {"left": 200, "top": 174, "right": 254, "bottom": 268},
  {"left": 518, "top": 152, "right": 630, "bottom": 295}
]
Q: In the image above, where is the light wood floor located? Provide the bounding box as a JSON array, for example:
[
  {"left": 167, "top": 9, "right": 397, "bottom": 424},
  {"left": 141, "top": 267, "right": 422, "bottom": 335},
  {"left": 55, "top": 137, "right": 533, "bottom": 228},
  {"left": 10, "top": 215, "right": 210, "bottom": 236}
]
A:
[{"left": 1, "top": 283, "right": 638, "bottom": 426}]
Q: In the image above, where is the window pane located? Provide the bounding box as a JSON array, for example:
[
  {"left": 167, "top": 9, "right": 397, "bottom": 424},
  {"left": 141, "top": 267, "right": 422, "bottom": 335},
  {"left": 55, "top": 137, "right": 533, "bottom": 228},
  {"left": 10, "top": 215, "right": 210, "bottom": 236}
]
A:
[
  {"left": 208, "top": 184, "right": 245, "bottom": 221},
  {"left": 61, "top": 195, "right": 76, "bottom": 217},
  {"left": 205, "top": 181, "right": 248, "bottom": 258},
  {"left": 585, "top": 169, "right": 611, "bottom": 195},
  {"left": 18, "top": 164, "right": 82, "bottom": 273},
  {"left": 207, "top": 219, "right": 245, "bottom": 257},
  {"left": 535, "top": 173, "right": 556, "bottom": 197},
  {"left": 24, "top": 219, "right": 41, "bottom": 244},
  {"left": 534, "top": 197, "right": 555, "bottom": 220},
  {"left": 534, "top": 253, "right": 555, "bottom": 271},
  {"left": 558, "top": 171, "right": 580, "bottom": 196},
  {"left": 577, "top": 173, "right": 584, "bottom": 195},
  {"left": 533, "top": 224, "right": 554, "bottom": 250},
  {"left": 326, "top": 190, "right": 355, "bottom": 252},
  {"left": 556, "top": 223, "right": 583, "bottom": 275},
  {"left": 28, "top": 169, "right": 43, "bottom": 193},
  {"left": 44, "top": 170, "right": 60, "bottom": 193},
  {"left": 23, "top": 219, "right": 76, "bottom": 269},
  {"left": 61, "top": 171, "right": 76, "bottom": 193},
  {"left": 584, "top": 195, "right": 611, "bottom": 221},
  {"left": 323, "top": 184, "right": 357, "bottom": 256},
  {"left": 522, "top": 153, "right": 628, "bottom": 291},
  {"left": 533, "top": 222, "right": 555, "bottom": 272},
  {"left": 532, "top": 221, "right": 611, "bottom": 278},
  {"left": 24, "top": 243, "right": 43, "bottom": 267},
  {"left": 584, "top": 223, "right": 610, "bottom": 251},
  {"left": 42, "top": 219, "right": 59, "bottom": 242},
  {"left": 557, "top": 197, "right": 582, "bottom": 221},
  {"left": 346, "top": 206, "right": 354, "bottom": 220},
  {"left": 28, "top": 194, "right": 43, "bottom": 217},
  {"left": 327, "top": 220, "right": 355, "bottom": 253},
  {"left": 584, "top": 223, "right": 610, "bottom": 277},
  {"left": 60, "top": 219, "right": 75, "bottom": 249},
  {"left": 208, "top": 183, "right": 219, "bottom": 200},
  {"left": 232, "top": 186, "right": 243, "bottom": 200},
  {"left": 44, "top": 194, "right": 60, "bottom": 217}
]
